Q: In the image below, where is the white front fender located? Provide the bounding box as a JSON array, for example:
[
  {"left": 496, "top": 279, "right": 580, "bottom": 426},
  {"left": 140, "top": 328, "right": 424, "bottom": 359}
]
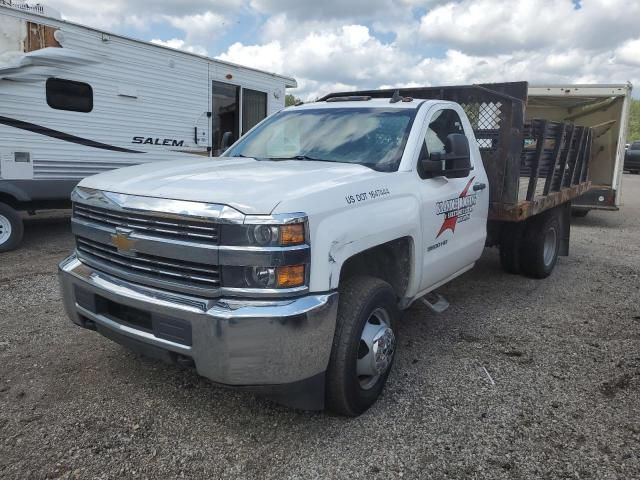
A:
[{"left": 308, "top": 195, "right": 422, "bottom": 293}]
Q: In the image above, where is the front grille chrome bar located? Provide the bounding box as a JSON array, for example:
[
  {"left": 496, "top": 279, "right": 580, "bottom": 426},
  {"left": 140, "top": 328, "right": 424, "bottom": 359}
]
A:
[
  {"left": 77, "top": 237, "right": 221, "bottom": 296},
  {"left": 74, "top": 203, "right": 219, "bottom": 244},
  {"left": 70, "top": 187, "right": 310, "bottom": 299}
]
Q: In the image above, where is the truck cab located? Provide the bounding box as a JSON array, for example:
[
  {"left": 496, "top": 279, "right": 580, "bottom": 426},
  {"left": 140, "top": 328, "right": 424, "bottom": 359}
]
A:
[{"left": 59, "top": 84, "right": 582, "bottom": 415}]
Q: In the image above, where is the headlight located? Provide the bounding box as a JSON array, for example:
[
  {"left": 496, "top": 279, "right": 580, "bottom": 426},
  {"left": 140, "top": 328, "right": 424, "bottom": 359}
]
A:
[
  {"left": 247, "top": 266, "right": 276, "bottom": 287},
  {"left": 220, "top": 223, "right": 306, "bottom": 247},
  {"left": 250, "top": 225, "right": 279, "bottom": 246},
  {"left": 222, "top": 265, "right": 306, "bottom": 289}
]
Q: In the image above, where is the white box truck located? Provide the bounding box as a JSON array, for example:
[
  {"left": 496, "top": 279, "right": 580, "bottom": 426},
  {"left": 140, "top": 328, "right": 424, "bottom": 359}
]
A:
[{"left": 527, "top": 84, "right": 632, "bottom": 216}]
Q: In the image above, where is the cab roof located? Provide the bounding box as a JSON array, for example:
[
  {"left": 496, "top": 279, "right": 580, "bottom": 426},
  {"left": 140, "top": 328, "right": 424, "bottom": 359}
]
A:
[{"left": 288, "top": 98, "right": 445, "bottom": 111}]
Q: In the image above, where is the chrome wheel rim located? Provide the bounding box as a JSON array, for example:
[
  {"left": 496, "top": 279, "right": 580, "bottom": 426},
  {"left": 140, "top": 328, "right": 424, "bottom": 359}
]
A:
[
  {"left": 0, "top": 215, "right": 11, "bottom": 245},
  {"left": 543, "top": 227, "right": 557, "bottom": 267},
  {"left": 357, "top": 307, "right": 395, "bottom": 390}
]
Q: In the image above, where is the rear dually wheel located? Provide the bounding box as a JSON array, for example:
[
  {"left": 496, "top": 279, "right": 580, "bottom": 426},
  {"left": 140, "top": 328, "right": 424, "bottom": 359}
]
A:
[{"left": 519, "top": 209, "right": 561, "bottom": 279}]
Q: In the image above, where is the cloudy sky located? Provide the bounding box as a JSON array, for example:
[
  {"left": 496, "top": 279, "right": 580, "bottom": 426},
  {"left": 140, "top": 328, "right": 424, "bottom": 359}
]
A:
[{"left": 45, "top": 0, "right": 640, "bottom": 99}]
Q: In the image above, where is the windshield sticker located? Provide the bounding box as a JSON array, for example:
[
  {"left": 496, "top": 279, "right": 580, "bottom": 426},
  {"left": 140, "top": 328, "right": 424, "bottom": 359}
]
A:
[
  {"left": 435, "top": 177, "right": 477, "bottom": 238},
  {"left": 345, "top": 188, "right": 390, "bottom": 205}
]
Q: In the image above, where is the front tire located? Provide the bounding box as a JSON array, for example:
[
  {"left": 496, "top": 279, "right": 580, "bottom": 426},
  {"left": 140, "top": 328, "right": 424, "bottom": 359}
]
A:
[
  {"left": 0, "top": 203, "right": 23, "bottom": 253},
  {"left": 325, "top": 276, "right": 399, "bottom": 416}
]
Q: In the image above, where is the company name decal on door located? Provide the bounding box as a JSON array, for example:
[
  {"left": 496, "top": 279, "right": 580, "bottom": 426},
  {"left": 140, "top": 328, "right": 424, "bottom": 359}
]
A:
[{"left": 435, "top": 177, "right": 477, "bottom": 238}]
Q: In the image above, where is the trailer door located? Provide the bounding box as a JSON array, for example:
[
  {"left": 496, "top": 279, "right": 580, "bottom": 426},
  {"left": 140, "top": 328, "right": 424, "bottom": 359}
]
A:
[{"left": 212, "top": 81, "right": 240, "bottom": 156}]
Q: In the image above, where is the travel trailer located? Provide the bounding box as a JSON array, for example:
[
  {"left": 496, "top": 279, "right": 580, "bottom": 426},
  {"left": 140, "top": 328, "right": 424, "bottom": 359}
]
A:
[{"left": 0, "top": 2, "right": 296, "bottom": 251}]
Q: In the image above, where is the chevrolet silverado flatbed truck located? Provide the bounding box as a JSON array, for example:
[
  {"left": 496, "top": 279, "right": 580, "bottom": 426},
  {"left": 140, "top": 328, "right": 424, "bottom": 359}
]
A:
[{"left": 59, "top": 82, "right": 593, "bottom": 415}]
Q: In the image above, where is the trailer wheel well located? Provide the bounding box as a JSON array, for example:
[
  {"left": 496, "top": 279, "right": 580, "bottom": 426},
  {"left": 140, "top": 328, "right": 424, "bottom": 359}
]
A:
[
  {"left": 0, "top": 193, "right": 19, "bottom": 209},
  {"left": 339, "top": 237, "right": 413, "bottom": 299}
]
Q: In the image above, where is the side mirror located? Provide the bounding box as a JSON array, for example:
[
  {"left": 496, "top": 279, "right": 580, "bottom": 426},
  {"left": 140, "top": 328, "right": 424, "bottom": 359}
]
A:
[
  {"left": 421, "top": 133, "right": 472, "bottom": 179},
  {"left": 221, "top": 131, "right": 233, "bottom": 150}
]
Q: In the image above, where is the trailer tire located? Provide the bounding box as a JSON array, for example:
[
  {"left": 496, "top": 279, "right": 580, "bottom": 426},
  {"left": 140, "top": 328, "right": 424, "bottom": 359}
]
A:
[
  {"left": 499, "top": 222, "right": 524, "bottom": 274},
  {"left": 325, "top": 276, "right": 399, "bottom": 416},
  {"left": 0, "top": 203, "right": 23, "bottom": 253},
  {"left": 519, "top": 210, "right": 561, "bottom": 279}
]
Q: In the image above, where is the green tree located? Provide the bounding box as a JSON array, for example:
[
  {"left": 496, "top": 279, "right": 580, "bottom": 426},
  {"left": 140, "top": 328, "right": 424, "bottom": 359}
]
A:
[
  {"left": 628, "top": 99, "right": 640, "bottom": 142},
  {"left": 285, "top": 94, "right": 302, "bottom": 107}
]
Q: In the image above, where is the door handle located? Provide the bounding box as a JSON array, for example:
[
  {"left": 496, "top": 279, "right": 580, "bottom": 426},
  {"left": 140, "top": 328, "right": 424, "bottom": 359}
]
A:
[{"left": 473, "top": 182, "right": 486, "bottom": 191}]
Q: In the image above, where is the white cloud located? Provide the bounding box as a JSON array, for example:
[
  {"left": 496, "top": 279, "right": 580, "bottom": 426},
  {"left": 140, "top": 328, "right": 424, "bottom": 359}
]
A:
[
  {"left": 250, "top": 0, "right": 397, "bottom": 20},
  {"left": 163, "top": 11, "right": 227, "bottom": 46},
  {"left": 46, "top": 0, "right": 231, "bottom": 59},
  {"left": 419, "top": 0, "right": 640, "bottom": 54},
  {"left": 46, "top": 0, "right": 241, "bottom": 30},
  {"left": 150, "top": 38, "right": 208, "bottom": 56},
  {"left": 218, "top": 41, "right": 285, "bottom": 73},
  {"left": 218, "top": 23, "right": 417, "bottom": 99},
  {"left": 37, "top": 0, "right": 640, "bottom": 100},
  {"left": 616, "top": 38, "right": 640, "bottom": 67}
]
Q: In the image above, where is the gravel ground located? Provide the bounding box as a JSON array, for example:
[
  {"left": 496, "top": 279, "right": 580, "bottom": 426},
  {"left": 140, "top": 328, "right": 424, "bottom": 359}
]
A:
[{"left": 1, "top": 175, "right": 639, "bottom": 480}]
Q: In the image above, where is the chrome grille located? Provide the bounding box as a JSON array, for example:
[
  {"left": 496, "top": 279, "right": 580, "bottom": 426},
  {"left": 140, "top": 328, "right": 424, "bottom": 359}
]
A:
[
  {"left": 76, "top": 237, "right": 220, "bottom": 293},
  {"left": 74, "top": 203, "right": 218, "bottom": 244}
]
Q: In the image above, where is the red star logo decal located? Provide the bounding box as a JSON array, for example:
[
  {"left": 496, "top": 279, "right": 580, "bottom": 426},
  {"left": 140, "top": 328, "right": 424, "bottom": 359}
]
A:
[{"left": 436, "top": 176, "right": 475, "bottom": 238}]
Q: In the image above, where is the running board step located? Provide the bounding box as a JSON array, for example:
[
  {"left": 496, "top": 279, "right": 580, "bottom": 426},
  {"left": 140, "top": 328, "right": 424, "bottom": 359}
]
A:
[{"left": 420, "top": 292, "right": 449, "bottom": 314}]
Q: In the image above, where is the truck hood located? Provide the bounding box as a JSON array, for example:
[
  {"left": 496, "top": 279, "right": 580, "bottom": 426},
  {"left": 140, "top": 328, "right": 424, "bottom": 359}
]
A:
[{"left": 79, "top": 157, "right": 380, "bottom": 215}]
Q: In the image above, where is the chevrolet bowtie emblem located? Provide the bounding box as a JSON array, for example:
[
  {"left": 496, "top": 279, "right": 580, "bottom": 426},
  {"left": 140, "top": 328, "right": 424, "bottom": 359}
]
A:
[{"left": 111, "top": 227, "right": 137, "bottom": 255}]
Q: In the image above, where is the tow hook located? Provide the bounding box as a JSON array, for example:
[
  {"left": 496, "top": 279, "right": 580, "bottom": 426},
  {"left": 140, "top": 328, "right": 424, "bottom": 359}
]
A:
[{"left": 176, "top": 354, "right": 195, "bottom": 368}]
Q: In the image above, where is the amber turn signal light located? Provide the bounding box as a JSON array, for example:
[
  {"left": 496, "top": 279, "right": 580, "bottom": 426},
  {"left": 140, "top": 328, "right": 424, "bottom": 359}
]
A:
[
  {"left": 279, "top": 223, "right": 305, "bottom": 245},
  {"left": 276, "top": 265, "right": 305, "bottom": 288}
]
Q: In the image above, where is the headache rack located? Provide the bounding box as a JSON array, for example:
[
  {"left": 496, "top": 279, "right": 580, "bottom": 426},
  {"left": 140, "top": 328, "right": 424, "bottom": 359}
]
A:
[{"left": 320, "top": 82, "right": 592, "bottom": 221}]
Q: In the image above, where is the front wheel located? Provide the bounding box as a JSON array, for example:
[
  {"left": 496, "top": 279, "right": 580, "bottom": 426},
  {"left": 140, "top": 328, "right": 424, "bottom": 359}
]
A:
[
  {"left": 0, "top": 203, "right": 24, "bottom": 253},
  {"left": 325, "top": 276, "right": 399, "bottom": 416}
]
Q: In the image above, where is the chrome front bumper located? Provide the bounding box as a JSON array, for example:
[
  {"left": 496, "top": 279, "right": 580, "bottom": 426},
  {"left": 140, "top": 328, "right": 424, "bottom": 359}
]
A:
[{"left": 59, "top": 254, "right": 338, "bottom": 393}]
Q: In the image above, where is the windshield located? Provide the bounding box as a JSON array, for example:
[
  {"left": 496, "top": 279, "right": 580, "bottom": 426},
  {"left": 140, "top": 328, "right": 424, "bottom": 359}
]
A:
[{"left": 223, "top": 107, "right": 417, "bottom": 172}]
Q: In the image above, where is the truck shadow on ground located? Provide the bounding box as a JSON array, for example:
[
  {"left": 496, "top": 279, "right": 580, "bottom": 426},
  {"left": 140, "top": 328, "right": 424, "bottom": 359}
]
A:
[
  {"left": 569, "top": 212, "right": 623, "bottom": 229},
  {"left": 82, "top": 246, "right": 513, "bottom": 426},
  {"left": 20, "top": 211, "right": 72, "bottom": 253}
]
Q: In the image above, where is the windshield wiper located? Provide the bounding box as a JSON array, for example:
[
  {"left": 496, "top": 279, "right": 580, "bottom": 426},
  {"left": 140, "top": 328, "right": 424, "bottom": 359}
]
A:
[{"left": 263, "top": 155, "right": 339, "bottom": 163}]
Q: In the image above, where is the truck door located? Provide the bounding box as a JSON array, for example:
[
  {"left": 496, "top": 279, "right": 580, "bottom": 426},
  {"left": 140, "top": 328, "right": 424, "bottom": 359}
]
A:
[{"left": 416, "top": 105, "right": 489, "bottom": 291}]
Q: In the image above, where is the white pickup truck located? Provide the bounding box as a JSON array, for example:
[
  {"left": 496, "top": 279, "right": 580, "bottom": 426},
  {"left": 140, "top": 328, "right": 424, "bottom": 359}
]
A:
[{"left": 59, "top": 82, "right": 595, "bottom": 415}]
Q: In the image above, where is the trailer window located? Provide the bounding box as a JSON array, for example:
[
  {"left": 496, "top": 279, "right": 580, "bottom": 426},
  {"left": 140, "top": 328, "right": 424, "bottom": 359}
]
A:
[
  {"left": 46, "top": 78, "right": 93, "bottom": 113},
  {"left": 242, "top": 89, "right": 267, "bottom": 134}
]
